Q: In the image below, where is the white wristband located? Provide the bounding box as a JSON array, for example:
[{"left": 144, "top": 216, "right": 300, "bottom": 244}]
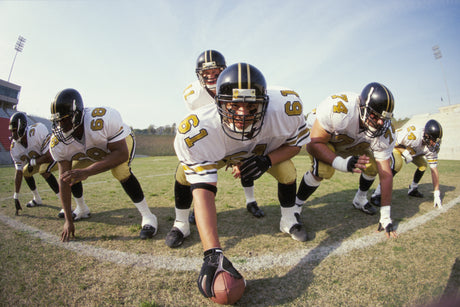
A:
[
  {"left": 30, "top": 158, "right": 37, "bottom": 167},
  {"left": 332, "top": 156, "right": 350, "bottom": 173},
  {"left": 379, "top": 205, "right": 392, "bottom": 225},
  {"left": 402, "top": 150, "right": 412, "bottom": 163},
  {"left": 13, "top": 192, "right": 19, "bottom": 200},
  {"left": 434, "top": 190, "right": 440, "bottom": 197}
]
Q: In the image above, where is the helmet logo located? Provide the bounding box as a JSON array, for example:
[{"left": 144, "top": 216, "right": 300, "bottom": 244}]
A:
[
  {"left": 202, "top": 61, "right": 217, "bottom": 69},
  {"left": 233, "top": 89, "right": 256, "bottom": 101}
]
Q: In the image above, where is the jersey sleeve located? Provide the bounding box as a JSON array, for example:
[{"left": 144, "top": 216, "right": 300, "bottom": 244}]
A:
[
  {"left": 34, "top": 123, "right": 52, "bottom": 155},
  {"left": 102, "top": 108, "right": 131, "bottom": 143},
  {"left": 183, "top": 81, "right": 214, "bottom": 111},
  {"left": 10, "top": 142, "right": 24, "bottom": 170},
  {"left": 174, "top": 106, "right": 223, "bottom": 184},
  {"left": 49, "top": 135, "right": 67, "bottom": 162},
  {"left": 315, "top": 94, "right": 352, "bottom": 134}
]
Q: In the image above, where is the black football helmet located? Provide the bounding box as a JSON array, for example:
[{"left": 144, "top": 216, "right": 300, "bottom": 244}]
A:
[
  {"left": 215, "top": 63, "right": 269, "bottom": 141},
  {"left": 423, "top": 119, "right": 442, "bottom": 153},
  {"left": 50, "top": 88, "right": 84, "bottom": 144},
  {"left": 8, "top": 112, "right": 28, "bottom": 141},
  {"left": 359, "top": 82, "right": 394, "bottom": 138},
  {"left": 196, "top": 50, "right": 226, "bottom": 90}
]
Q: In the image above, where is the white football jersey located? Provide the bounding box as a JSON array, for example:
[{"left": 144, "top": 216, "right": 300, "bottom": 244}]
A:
[
  {"left": 309, "top": 92, "right": 395, "bottom": 161},
  {"left": 50, "top": 107, "right": 131, "bottom": 162},
  {"left": 396, "top": 124, "right": 438, "bottom": 168},
  {"left": 182, "top": 80, "right": 215, "bottom": 111},
  {"left": 174, "top": 87, "right": 309, "bottom": 184},
  {"left": 10, "top": 123, "right": 51, "bottom": 171}
]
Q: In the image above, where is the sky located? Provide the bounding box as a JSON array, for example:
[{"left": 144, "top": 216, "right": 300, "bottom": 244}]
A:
[{"left": 1, "top": 0, "right": 459, "bottom": 129}]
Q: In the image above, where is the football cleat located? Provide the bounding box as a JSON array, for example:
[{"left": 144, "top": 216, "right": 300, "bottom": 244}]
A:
[
  {"left": 57, "top": 208, "right": 74, "bottom": 218},
  {"left": 72, "top": 207, "right": 91, "bottom": 221},
  {"left": 246, "top": 201, "right": 265, "bottom": 218},
  {"left": 165, "top": 227, "right": 189, "bottom": 248},
  {"left": 370, "top": 194, "right": 381, "bottom": 207},
  {"left": 280, "top": 215, "right": 310, "bottom": 242},
  {"left": 352, "top": 194, "right": 376, "bottom": 215},
  {"left": 26, "top": 200, "right": 41, "bottom": 207},
  {"left": 140, "top": 224, "right": 157, "bottom": 239},
  {"left": 188, "top": 209, "right": 196, "bottom": 225},
  {"left": 408, "top": 186, "right": 424, "bottom": 198}
]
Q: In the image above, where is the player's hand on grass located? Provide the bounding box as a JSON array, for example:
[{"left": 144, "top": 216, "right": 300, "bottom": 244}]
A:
[
  {"left": 61, "top": 220, "right": 75, "bottom": 242},
  {"left": 378, "top": 222, "right": 398, "bottom": 239},
  {"left": 197, "top": 248, "right": 242, "bottom": 298}
]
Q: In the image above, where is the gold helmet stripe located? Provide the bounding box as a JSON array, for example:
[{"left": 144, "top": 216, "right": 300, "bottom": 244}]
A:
[
  {"left": 238, "top": 63, "right": 242, "bottom": 89},
  {"left": 205, "top": 50, "right": 213, "bottom": 63},
  {"left": 381, "top": 83, "right": 394, "bottom": 112},
  {"left": 246, "top": 63, "right": 251, "bottom": 89}
]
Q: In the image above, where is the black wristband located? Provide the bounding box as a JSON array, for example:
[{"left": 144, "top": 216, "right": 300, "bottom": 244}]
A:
[{"left": 204, "top": 248, "right": 223, "bottom": 257}]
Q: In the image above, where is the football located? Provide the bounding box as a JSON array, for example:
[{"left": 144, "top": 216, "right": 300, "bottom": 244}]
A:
[{"left": 210, "top": 271, "right": 246, "bottom": 305}]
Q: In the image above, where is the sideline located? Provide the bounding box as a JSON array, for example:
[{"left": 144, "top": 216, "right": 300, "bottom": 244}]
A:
[{"left": 1, "top": 196, "right": 459, "bottom": 272}]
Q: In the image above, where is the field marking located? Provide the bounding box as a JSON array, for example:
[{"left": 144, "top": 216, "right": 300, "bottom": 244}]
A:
[{"left": 1, "top": 195, "right": 459, "bottom": 272}]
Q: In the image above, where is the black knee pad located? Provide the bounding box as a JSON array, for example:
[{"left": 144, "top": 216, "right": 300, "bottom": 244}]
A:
[
  {"left": 24, "top": 176, "right": 36, "bottom": 191},
  {"left": 174, "top": 180, "right": 193, "bottom": 210},
  {"left": 121, "top": 174, "right": 145, "bottom": 203},
  {"left": 70, "top": 181, "right": 83, "bottom": 198},
  {"left": 278, "top": 181, "right": 296, "bottom": 208}
]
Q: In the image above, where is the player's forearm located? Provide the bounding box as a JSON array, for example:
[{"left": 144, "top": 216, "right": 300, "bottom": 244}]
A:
[
  {"left": 59, "top": 179, "right": 73, "bottom": 222},
  {"left": 14, "top": 170, "right": 23, "bottom": 193},
  {"left": 431, "top": 167, "right": 440, "bottom": 191},
  {"left": 379, "top": 170, "right": 393, "bottom": 207},
  {"left": 307, "top": 142, "right": 336, "bottom": 164},
  {"left": 84, "top": 151, "right": 127, "bottom": 177},
  {"left": 192, "top": 188, "right": 221, "bottom": 251},
  {"left": 268, "top": 145, "right": 300, "bottom": 165}
]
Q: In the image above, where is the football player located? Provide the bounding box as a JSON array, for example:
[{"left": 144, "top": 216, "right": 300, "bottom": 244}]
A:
[
  {"left": 173, "top": 63, "right": 309, "bottom": 298},
  {"left": 9, "top": 112, "right": 86, "bottom": 217},
  {"left": 295, "top": 82, "right": 398, "bottom": 238},
  {"left": 49, "top": 88, "right": 158, "bottom": 242},
  {"left": 176, "top": 50, "right": 263, "bottom": 230},
  {"left": 370, "top": 119, "right": 443, "bottom": 208}
]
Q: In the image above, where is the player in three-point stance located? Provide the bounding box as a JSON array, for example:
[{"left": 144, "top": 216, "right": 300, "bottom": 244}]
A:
[
  {"left": 371, "top": 119, "right": 444, "bottom": 209},
  {"left": 173, "top": 63, "right": 310, "bottom": 298},
  {"left": 49, "top": 88, "right": 158, "bottom": 242},
  {"left": 8, "top": 111, "right": 86, "bottom": 217},
  {"left": 295, "top": 82, "right": 398, "bottom": 238}
]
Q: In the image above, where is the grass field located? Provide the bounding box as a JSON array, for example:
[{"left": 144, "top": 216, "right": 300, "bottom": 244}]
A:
[{"left": 0, "top": 155, "right": 459, "bottom": 306}]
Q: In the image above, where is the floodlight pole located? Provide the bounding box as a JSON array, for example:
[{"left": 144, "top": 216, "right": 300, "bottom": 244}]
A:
[
  {"left": 8, "top": 35, "right": 26, "bottom": 82},
  {"left": 432, "top": 45, "right": 451, "bottom": 105}
]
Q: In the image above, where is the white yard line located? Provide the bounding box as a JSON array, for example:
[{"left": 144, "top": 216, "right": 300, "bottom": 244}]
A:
[{"left": 1, "top": 195, "right": 458, "bottom": 272}]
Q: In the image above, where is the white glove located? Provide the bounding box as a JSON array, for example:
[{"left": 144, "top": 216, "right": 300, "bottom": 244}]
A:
[
  {"left": 433, "top": 190, "right": 442, "bottom": 208},
  {"left": 402, "top": 149, "right": 413, "bottom": 164}
]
